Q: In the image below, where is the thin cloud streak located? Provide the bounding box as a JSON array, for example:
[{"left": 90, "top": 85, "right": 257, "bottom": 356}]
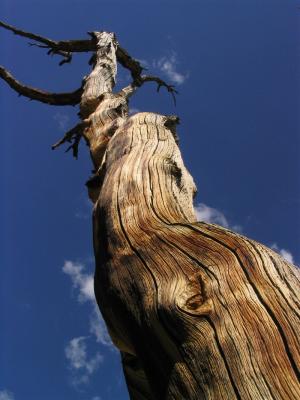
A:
[
  {"left": 156, "top": 53, "right": 187, "bottom": 85},
  {"left": 65, "top": 336, "right": 103, "bottom": 385},
  {"left": 194, "top": 202, "right": 242, "bottom": 232},
  {"left": 62, "top": 260, "right": 113, "bottom": 347},
  {"left": 194, "top": 202, "right": 229, "bottom": 228},
  {"left": 129, "top": 107, "right": 140, "bottom": 115},
  {"left": 89, "top": 304, "right": 112, "bottom": 346},
  {"left": 0, "top": 390, "right": 14, "bottom": 400},
  {"left": 141, "top": 52, "right": 188, "bottom": 85},
  {"left": 53, "top": 112, "right": 70, "bottom": 131},
  {"left": 271, "top": 243, "right": 294, "bottom": 264},
  {"left": 63, "top": 261, "right": 94, "bottom": 303}
]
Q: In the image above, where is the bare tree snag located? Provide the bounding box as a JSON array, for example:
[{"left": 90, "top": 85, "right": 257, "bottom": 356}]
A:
[{"left": 1, "top": 22, "right": 299, "bottom": 400}]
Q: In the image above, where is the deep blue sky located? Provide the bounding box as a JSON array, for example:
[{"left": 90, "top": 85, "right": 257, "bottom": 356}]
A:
[{"left": 1, "top": 1, "right": 299, "bottom": 399}]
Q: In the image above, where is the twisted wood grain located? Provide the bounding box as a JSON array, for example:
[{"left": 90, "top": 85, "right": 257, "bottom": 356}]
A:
[
  {"left": 76, "top": 31, "right": 300, "bottom": 400},
  {"left": 90, "top": 111, "right": 300, "bottom": 399}
]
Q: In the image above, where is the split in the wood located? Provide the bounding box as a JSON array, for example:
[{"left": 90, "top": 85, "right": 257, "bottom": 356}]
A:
[{"left": 164, "top": 115, "right": 180, "bottom": 143}]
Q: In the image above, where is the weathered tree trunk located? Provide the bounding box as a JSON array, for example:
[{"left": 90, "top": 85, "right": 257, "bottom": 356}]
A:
[
  {"left": 82, "top": 33, "right": 300, "bottom": 400},
  {"left": 1, "top": 23, "right": 299, "bottom": 400}
]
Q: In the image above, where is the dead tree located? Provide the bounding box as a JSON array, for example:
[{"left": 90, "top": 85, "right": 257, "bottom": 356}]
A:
[{"left": 1, "top": 21, "right": 299, "bottom": 400}]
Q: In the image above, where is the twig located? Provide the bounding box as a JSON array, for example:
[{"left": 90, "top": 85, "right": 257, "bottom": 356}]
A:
[
  {"left": 29, "top": 42, "right": 73, "bottom": 65},
  {"left": 0, "top": 20, "right": 144, "bottom": 76},
  {"left": 65, "top": 133, "right": 82, "bottom": 159},
  {"left": 0, "top": 20, "right": 95, "bottom": 53},
  {"left": 138, "top": 75, "right": 178, "bottom": 105},
  {"left": 0, "top": 20, "right": 177, "bottom": 103},
  {"left": 52, "top": 121, "right": 88, "bottom": 159}
]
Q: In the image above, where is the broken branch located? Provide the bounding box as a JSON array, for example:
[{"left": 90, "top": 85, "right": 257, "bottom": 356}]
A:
[
  {"left": 140, "top": 75, "right": 178, "bottom": 105},
  {"left": 65, "top": 133, "right": 82, "bottom": 159},
  {"left": 121, "top": 75, "right": 178, "bottom": 105},
  {"left": 52, "top": 120, "right": 88, "bottom": 158},
  {"left": 119, "top": 75, "right": 178, "bottom": 106},
  {"left": 28, "top": 42, "right": 73, "bottom": 65},
  {"left": 0, "top": 66, "right": 82, "bottom": 105},
  {"left": 0, "top": 21, "right": 175, "bottom": 100},
  {"left": 0, "top": 20, "right": 95, "bottom": 53},
  {"left": 0, "top": 20, "right": 144, "bottom": 77},
  {"left": 116, "top": 46, "right": 144, "bottom": 80}
]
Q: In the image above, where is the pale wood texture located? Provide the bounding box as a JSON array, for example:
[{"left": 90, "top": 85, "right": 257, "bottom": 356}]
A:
[
  {"left": 1, "top": 24, "right": 299, "bottom": 400},
  {"left": 86, "top": 33, "right": 300, "bottom": 400},
  {"left": 92, "top": 111, "right": 300, "bottom": 399}
]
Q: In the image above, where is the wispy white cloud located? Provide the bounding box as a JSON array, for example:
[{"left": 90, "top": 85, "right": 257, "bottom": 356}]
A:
[
  {"left": 62, "top": 260, "right": 113, "bottom": 347},
  {"left": 129, "top": 107, "right": 140, "bottom": 116},
  {"left": 75, "top": 196, "right": 93, "bottom": 220},
  {"left": 194, "top": 203, "right": 229, "bottom": 228},
  {"left": 89, "top": 305, "right": 112, "bottom": 346},
  {"left": 270, "top": 243, "right": 294, "bottom": 264},
  {"left": 53, "top": 112, "right": 70, "bottom": 131},
  {"left": 155, "top": 52, "right": 188, "bottom": 85},
  {"left": 136, "top": 58, "right": 149, "bottom": 69},
  {"left": 0, "top": 390, "right": 14, "bottom": 400},
  {"left": 63, "top": 261, "right": 94, "bottom": 302},
  {"left": 63, "top": 259, "right": 108, "bottom": 386},
  {"left": 194, "top": 202, "right": 242, "bottom": 232},
  {"left": 65, "top": 336, "right": 103, "bottom": 385},
  {"left": 127, "top": 53, "right": 188, "bottom": 87}
]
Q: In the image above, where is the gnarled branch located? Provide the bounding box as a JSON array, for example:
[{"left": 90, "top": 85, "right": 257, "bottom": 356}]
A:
[
  {"left": 0, "top": 20, "right": 95, "bottom": 53},
  {"left": 28, "top": 43, "right": 72, "bottom": 66},
  {"left": 116, "top": 46, "right": 144, "bottom": 80},
  {"left": 0, "top": 20, "right": 145, "bottom": 80},
  {"left": 140, "top": 75, "right": 178, "bottom": 104},
  {"left": 0, "top": 66, "right": 82, "bottom": 105},
  {"left": 52, "top": 120, "right": 89, "bottom": 158},
  {"left": 120, "top": 75, "right": 178, "bottom": 104}
]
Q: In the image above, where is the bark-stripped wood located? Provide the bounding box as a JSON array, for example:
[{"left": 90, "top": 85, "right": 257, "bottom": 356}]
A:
[
  {"left": 1, "top": 23, "right": 299, "bottom": 400},
  {"left": 92, "top": 111, "right": 300, "bottom": 399}
]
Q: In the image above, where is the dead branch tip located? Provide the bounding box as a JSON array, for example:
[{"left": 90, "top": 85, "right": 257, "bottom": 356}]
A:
[
  {"left": 51, "top": 121, "right": 88, "bottom": 159},
  {"left": 0, "top": 65, "right": 82, "bottom": 105}
]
